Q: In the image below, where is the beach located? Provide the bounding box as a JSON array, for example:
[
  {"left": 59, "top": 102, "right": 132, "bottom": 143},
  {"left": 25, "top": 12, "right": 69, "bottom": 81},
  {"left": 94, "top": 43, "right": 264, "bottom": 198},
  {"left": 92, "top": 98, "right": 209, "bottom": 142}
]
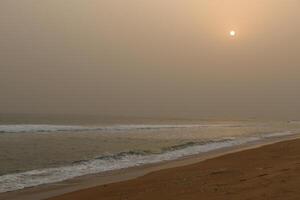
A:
[
  {"left": 47, "top": 138, "right": 300, "bottom": 200},
  {"left": 1, "top": 122, "right": 300, "bottom": 200},
  {"left": 2, "top": 1, "right": 300, "bottom": 199},
  {"left": 1, "top": 121, "right": 299, "bottom": 193}
]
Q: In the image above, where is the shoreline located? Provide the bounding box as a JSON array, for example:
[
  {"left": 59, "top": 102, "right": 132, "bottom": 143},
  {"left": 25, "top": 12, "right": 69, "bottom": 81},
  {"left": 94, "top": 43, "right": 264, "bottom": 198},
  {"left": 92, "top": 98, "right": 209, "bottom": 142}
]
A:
[{"left": 1, "top": 134, "right": 299, "bottom": 200}]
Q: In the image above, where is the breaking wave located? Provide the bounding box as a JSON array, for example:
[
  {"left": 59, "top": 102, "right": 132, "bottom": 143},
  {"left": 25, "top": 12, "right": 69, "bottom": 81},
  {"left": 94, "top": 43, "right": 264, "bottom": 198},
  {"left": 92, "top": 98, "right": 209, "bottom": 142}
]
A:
[
  {"left": 0, "top": 124, "right": 235, "bottom": 134},
  {"left": 0, "top": 131, "right": 295, "bottom": 193}
]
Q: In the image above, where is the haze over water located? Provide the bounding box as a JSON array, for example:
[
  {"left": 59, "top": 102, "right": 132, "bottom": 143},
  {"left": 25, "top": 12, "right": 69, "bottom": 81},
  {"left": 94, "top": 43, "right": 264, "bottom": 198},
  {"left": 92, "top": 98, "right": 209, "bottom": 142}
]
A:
[
  {"left": 1, "top": 0, "right": 300, "bottom": 119},
  {"left": 1, "top": 0, "right": 300, "bottom": 195}
]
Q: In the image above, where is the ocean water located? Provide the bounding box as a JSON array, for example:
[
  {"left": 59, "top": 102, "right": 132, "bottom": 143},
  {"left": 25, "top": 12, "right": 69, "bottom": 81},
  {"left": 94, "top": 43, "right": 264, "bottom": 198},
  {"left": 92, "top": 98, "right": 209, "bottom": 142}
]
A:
[{"left": 0, "top": 120, "right": 299, "bottom": 193}]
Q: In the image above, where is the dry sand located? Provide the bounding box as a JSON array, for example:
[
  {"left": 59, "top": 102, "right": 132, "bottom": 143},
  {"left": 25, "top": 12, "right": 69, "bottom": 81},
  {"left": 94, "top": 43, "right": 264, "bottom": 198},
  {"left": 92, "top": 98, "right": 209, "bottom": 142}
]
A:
[{"left": 48, "top": 139, "right": 300, "bottom": 200}]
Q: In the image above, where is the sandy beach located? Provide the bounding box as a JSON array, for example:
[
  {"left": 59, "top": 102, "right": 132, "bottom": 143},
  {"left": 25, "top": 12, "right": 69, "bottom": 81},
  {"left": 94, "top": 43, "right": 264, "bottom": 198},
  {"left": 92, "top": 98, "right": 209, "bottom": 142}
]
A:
[
  {"left": 45, "top": 138, "right": 300, "bottom": 200},
  {"left": 2, "top": 1, "right": 300, "bottom": 199}
]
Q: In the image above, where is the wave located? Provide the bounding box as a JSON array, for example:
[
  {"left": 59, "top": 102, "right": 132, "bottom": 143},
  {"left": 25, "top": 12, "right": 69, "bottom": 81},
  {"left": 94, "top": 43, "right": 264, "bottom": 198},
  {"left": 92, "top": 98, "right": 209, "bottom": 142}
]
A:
[
  {"left": 0, "top": 125, "right": 87, "bottom": 134},
  {"left": 1, "top": 138, "right": 249, "bottom": 193},
  {"left": 1, "top": 131, "right": 296, "bottom": 193},
  {"left": 261, "top": 131, "right": 295, "bottom": 138},
  {"left": 0, "top": 124, "right": 235, "bottom": 134}
]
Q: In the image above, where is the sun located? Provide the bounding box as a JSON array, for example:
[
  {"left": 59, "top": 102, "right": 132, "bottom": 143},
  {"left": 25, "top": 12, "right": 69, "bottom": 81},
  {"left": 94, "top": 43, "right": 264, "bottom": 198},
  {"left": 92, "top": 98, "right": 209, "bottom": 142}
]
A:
[{"left": 230, "top": 30, "right": 236, "bottom": 37}]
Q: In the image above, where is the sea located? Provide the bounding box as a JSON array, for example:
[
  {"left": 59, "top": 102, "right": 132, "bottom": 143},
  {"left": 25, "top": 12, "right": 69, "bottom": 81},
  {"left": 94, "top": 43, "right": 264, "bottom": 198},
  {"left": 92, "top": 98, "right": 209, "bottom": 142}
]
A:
[{"left": 0, "top": 115, "right": 300, "bottom": 193}]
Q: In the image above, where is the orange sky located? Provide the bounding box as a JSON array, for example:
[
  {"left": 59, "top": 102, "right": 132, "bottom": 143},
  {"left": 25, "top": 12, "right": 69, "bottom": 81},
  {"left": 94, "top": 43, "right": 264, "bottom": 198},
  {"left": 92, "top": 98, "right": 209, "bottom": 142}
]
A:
[{"left": 1, "top": 0, "right": 300, "bottom": 119}]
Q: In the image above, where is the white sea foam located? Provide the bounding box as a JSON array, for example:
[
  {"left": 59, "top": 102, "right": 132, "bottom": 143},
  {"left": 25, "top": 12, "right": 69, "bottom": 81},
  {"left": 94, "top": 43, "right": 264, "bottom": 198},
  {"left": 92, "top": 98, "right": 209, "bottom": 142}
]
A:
[
  {"left": 262, "top": 131, "right": 295, "bottom": 138},
  {"left": 1, "top": 131, "right": 295, "bottom": 193},
  {"left": 0, "top": 124, "right": 234, "bottom": 134},
  {"left": 0, "top": 124, "right": 295, "bottom": 193},
  {"left": 0, "top": 125, "right": 86, "bottom": 133}
]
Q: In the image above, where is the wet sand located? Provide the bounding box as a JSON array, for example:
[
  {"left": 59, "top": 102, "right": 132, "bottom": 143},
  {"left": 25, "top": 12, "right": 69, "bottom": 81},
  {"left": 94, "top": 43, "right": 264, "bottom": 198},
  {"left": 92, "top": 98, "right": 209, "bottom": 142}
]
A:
[{"left": 47, "top": 138, "right": 300, "bottom": 200}]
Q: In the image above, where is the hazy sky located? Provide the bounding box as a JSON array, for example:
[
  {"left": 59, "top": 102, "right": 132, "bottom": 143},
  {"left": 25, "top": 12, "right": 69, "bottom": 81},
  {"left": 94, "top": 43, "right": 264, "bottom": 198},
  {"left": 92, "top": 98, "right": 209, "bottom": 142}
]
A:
[{"left": 1, "top": 0, "right": 300, "bottom": 119}]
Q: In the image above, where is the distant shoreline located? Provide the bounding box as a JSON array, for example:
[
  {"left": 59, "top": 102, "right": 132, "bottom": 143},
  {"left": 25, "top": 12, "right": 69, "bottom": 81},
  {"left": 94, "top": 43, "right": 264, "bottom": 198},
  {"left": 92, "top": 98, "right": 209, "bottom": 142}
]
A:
[{"left": 1, "top": 134, "right": 299, "bottom": 200}]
